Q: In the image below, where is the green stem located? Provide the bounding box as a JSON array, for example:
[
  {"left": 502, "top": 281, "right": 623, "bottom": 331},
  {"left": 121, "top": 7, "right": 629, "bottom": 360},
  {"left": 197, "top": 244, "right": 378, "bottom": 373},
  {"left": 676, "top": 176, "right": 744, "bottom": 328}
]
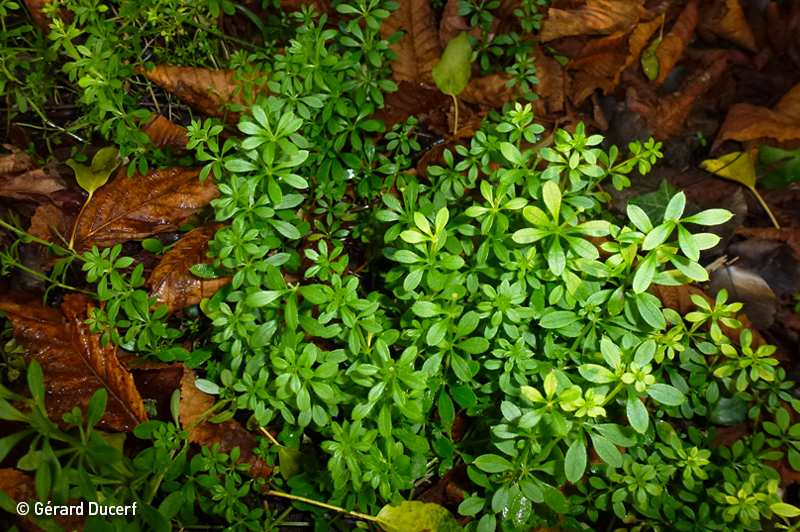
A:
[
  {"left": 69, "top": 190, "right": 92, "bottom": 250},
  {"left": 262, "top": 490, "right": 388, "bottom": 527},
  {"left": 6, "top": 260, "right": 95, "bottom": 296}
]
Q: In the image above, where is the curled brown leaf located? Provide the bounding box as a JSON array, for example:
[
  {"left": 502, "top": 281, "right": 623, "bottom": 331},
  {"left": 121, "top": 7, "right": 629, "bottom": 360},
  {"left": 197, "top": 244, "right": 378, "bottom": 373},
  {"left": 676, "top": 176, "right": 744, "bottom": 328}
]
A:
[
  {"left": 147, "top": 222, "right": 231, "bottom": 314},
  {"left": 714, "top": 82, "right": 800, "bottom": 149},
  {"left": 539, "top": 0, "right": 647, "bottom": 43},
  {"left": 0, "top": 293, "right": 149, "bottom": 431},
  {"left": 700, "top": 0, "right": 758, "bottom": 52},
  {"left": 141, "top": 114, "right": 189, "bottom": 152},
  {"left": 71, "top": 166, "right": 218, "bottom": 252},
  {"left": 655, "top": 2, "right": 698, "bottom": 85}
]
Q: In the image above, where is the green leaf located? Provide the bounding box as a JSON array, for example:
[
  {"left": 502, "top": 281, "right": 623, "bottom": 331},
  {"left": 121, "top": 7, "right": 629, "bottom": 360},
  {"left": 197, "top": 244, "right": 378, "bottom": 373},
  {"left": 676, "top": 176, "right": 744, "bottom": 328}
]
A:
[
  {"left": 771, "top": 502, "right": 800, "bottom": 518},
  {"left": 377, "top": 501, "right": 464, "bottom": 532},
  {"left": 431, "top": 32, "right": 472, "bottom": 97},
  {"left": 641, "top": 36, "right": 662, "bottom": 81},
  {"left": 590, "top": 432, "right": 622, "bottom": 468},
  {"left": 542, "top": 180, "right": 561, "bottom": 221},
  {"left": 246, "top": 290, "right": 282, "bottom": 308},
  {"left": 681, "top": 208, "right": 733, "bottom": 226},
  {"left": 539, "top": 310, "right": 577, "bottom": 329},
  {"left": 67, "top": 146, "right": 120, "bottom": 195},
  {"left": 646, "top": 383, "right": 685, "bottom": 406},
  {"left": 627, "top": 389, "right": 649, "bottom": 434},
  {"left": 190, "top": 263, "right": 232, "bottom": 279},
  {"left": 564, "top": 437, "right": 586, "bottom": 483},
  {"left": 628, "top": 180, "right": 675, "bottom": 226},
  {"left": 474, "top": 454, "right": 514, "bottom": 473},
  {"left": 279, "top": 446, "right": 304, "bottom": 480},
  {"left": 500, "top": 143, "right": 524, "bottom": 166},
  {"left": 542, "top": 484, "right": 570, "bottom": 513},
  {"left": 579, "top": 364, "right": 616, "bottom": 384},
  {"left": 663, "top": 192, "right": 686, "bottom": 221},
  {"left": 760, "top": 145, "right": 800, "bottom": 189}
]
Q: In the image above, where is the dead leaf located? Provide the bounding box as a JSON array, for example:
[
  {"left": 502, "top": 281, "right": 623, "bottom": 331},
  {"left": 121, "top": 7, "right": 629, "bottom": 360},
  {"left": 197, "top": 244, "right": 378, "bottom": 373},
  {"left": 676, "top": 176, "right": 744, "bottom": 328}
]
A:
[
  {"left": 28, "top": 203, "right": 69, "bottom": 245},
  {"left": 380, "top": 0, "right": 441, "bottom": 85},
  {"left": 700, "top": 0, "right": 758, "bottom": 53},
  {"left": 417, "top": 464, "right": 473, "bottom": 519},
  {"left": 765, "top": 2, "right": 790, "bottom": 57},
  {"left": 22, "top": 0, "right": 72, "bottom": 34},
  {"left": 71, "top": 166, "right": 218, "bottom": 252},
  {"left": 713, "top": 83, "right": 800, "bottom": 149},
  {"left": 617, "top": 17, "right": 663, "bottom": 81},
  {"left": 655, "top": 2, "right": 698, "bottom": 85},
  {"left": 439, "top": 0, "right": 481, "bottom": 50},
  {"left": 569, "top": 71, "right": 616, "bottom": 105},
  {"left": 0, "top": 147, "right": 36, "bottom": 177},
  {"left": 735, "top": 226, "right": 800, "bottom": 261},
  {"left": 180, "top": 368, "right": 272, "bottom": 478},
  {"left": 0, "top": 169, "right": 65, "bottom": 201},
  {"left": 370, "top": 81, "right": 451, "bottom": 132},
  {"left": 646, "top": 57, "right": 728, "bottom": 138},
  {"left": 461, "top": 73, "right": 515, "bottom": 107},
  {"left": 539, "top": 0, "right": 647, "bottom": 43},
  {"left": 136, "top": 65, "right": 267, "bottom": 120},
  {"left": 533, "top": 55, "right": 565, "bottom": 115},
  {"left": 0, "top": 468, "right": 85, "bottom": 532},
  {"left": 147, "top": 223, "right": 231, "bottom": 314},
  {"left": 569, "top": 30, "right": 630, "bottom": 79},
  {"left": 132, "top": 363, "right": 184, "bottom": 423},
  {"left": 142, "top": 114, "right": 189, "bottom": 152},
  {"left": 709, "top": 265, "right": 776, "bottom": 330},
  {"left": 0, "top": 293, "right": 149, "bottom": 431}
]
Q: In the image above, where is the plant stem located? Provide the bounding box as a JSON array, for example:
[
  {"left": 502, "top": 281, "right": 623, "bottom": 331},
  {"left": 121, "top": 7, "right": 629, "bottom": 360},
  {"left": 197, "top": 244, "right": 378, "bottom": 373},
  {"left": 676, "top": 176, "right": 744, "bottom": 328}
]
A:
[
  {"left": 262, "top": 490, "right": 388, "bottom": 527},
  {"left": 749, "top": 186, "right": 780, "bottom": 229},
  {"left": 69, "top": 191, "right": 92, "bottom": 250},
  {"left": 259, "top": 426, "right": 281, "bottom": 447},
  {"left": 451, "top": 93, "right": 459, "bottom": 135}
]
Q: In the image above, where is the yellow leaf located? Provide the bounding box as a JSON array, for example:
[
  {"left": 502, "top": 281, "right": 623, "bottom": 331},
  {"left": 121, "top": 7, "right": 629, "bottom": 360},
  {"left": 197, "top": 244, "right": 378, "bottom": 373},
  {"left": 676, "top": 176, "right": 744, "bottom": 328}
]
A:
[{"left": 699, "top": 151, "right": 756, "bottom": 188}]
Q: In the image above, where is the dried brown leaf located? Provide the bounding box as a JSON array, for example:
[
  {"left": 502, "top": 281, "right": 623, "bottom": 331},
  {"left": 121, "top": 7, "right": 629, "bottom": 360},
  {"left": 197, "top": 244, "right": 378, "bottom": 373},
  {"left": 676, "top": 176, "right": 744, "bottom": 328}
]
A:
[
  {"left": 380, "top": 0, "right": 441, "bottom": 84},
  {"left": 568, "top": 30, "right": 630, "bottom": 78},
  {"left": 142, "top": 114, "right": 189, "bottom": 152},
  {"left": 534, "top": 50, "right": 566, "bottom": 115},
  {"left": 701, "top": 0, "right": 757, "bottom": 52},
  {"left": 655, "top": 2, "right": 698, "bottom": 85},
  {"left": 713, "top": 82, "right": 800, "bottom": 149},
  {"left": 0, "top": 468, "right": 85, "bottom": 532},
  {"left": 765, "top": 2, "right": 790, "bottom": 56},
  {"left": 617, "top": 16, "right": 663, "bottom": 81},
  {"left": 0, "top": 294, "right": 149, "bottom": 431},
  {"left": 147, "top": 222, "right": 231, "bottom": 314},
  {"left": 646, "top": 57, "right": 728, "bottom": 138},
  {"left": 569, "top": 71, "right": 616, "bottom": 105},
  {"left": 461, "top": 73, "right": 515, "bottom": 107},
  {"left": 180, "top": 368, "right": 272, "bottom": 478},
  {"left": 22, "top": 0, "right": 72, "bottom": 34},
  {"left": 370, "top": 81, "right": 451, "bottom": 131},
  {"left": 28, "top": 203, "right": 69, "bottom": 244},
  {"left": 0, "top": 147, "right": 36, "bottom": 177},
  {"left": 0, "top": 169, "right": 65, "bottom": 201},
  {"left": 71, "top": 166, "right": 218, "bottom": 252},
  {"left": 136, "top": 65, "right": 267, "bottom": 120},
  {"left": 539, "top": 0, "right": 646, "bottom": 43},
  {"left": 439, "top": 0, "right": 481, "bottom": 50}
]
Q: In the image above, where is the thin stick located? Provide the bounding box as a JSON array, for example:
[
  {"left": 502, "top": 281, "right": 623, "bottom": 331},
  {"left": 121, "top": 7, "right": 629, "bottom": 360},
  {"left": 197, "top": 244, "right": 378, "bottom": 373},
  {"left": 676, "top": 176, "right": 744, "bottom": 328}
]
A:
[
  {"left": 69, "top": 191, "right": 92, "bottom": 250},
  {"left": 262, "top": 490, "right": 387, "bottom": 527},
  {"left": 259, "top": 426, "right": 281, "bottom": 447},
  {"left": 749, "top": 186, "right": 780, "bottom": 229}
]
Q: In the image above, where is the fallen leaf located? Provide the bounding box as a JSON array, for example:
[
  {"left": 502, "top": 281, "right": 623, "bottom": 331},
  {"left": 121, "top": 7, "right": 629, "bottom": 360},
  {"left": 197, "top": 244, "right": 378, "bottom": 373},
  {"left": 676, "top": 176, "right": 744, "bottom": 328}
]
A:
[
  {"left": 141, "top": 114, "right": 189, "bottom": 152},
  {"left": 0, "top": 146, "right": 36, "bottom": 177},
  {"left": 433, "top": 32, "right": 473, "bottom": 98},
  {"left": 71, "top": 166, "right": 218, "bottom": 252},
  {"left": 417, "top": 464, "right": 473, "bottom": 517},
  {"left": 0, "top": 169, "right": 65, "bottom": 201},
  {"left": 0, "top": 468, "right": 85, "bottom": 532},
  {"left": 533, "top": 50, "right": 566, "bottom": 114},
  {"left": 568, "top": 30, "right": 631, "bottom": 79},
  {"left": 765, "top": 2, "right": 790, "bottom": 57},
  {"left": 569, "top": 71, "right": 616, "bottom": 105},
  {"left": 700, "top": 0, "right": 758, "bottom": 53},
  {"left": 131, "top": 363, "right": 185, "bottom": 423},
  {"left": 0, "top": 293, "right": 149, "bottom": 431},
  {"left": 759, "top": 145, "right": 800, "bottom": 189},
  {"left": 617, "top": 17, "right": 663, "bottom": 81},
  {"left": 370, "top": 81, "right": 451, "bottom": 131},
  {"left": 377, "top": 500, "right": 464, "bottom": 532},
  {"left": 714, "top": 105, "right": 800, "bottom": 149},
  {"left": 379, "top": 0, "right": 441, "bottom": 85},
  {"left": 22, "top": 0, "right": 72, "bottom": 34},
  {"left": 28, "top": 203, "right": 69, "bottom": 245},
  {"left": 735, "top": 226, "right": 800, "bottom": 261},
  {"left": 439, "top": 0, "right": 481, "bottom": 50},
  {"left": 539, "top": 0, "right": 647, "bottom": 43},
  {"left": 709, "top": 265, "right": 777, "bottom": 330},
  {"left": 180, "top": 368, "right": 272, "bottom": 478},
  {"left": 646, "top": 57, "right": 728, "bottom": 138},
  {"left": 655, "top": 2, "right": 698, "bottom": 85},
  {"left": 147, "top": 223, "right": 231, "bottom": 314},
  {"left": 136, "top": 65, "right": 267, "bottom": 120},
  {"left": 460, "top": 73, "right": 515, "bottom": 107}
]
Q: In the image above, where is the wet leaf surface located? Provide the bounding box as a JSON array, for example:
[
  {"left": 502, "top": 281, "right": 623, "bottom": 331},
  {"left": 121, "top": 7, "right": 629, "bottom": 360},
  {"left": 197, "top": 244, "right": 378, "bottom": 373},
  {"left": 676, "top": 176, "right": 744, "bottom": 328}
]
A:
[
  {"left": 71, "top": 166, "right": 217, "bottom": 252},
  {"left": 0, "top": 293, "right": 149, "bottom": 431}
]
